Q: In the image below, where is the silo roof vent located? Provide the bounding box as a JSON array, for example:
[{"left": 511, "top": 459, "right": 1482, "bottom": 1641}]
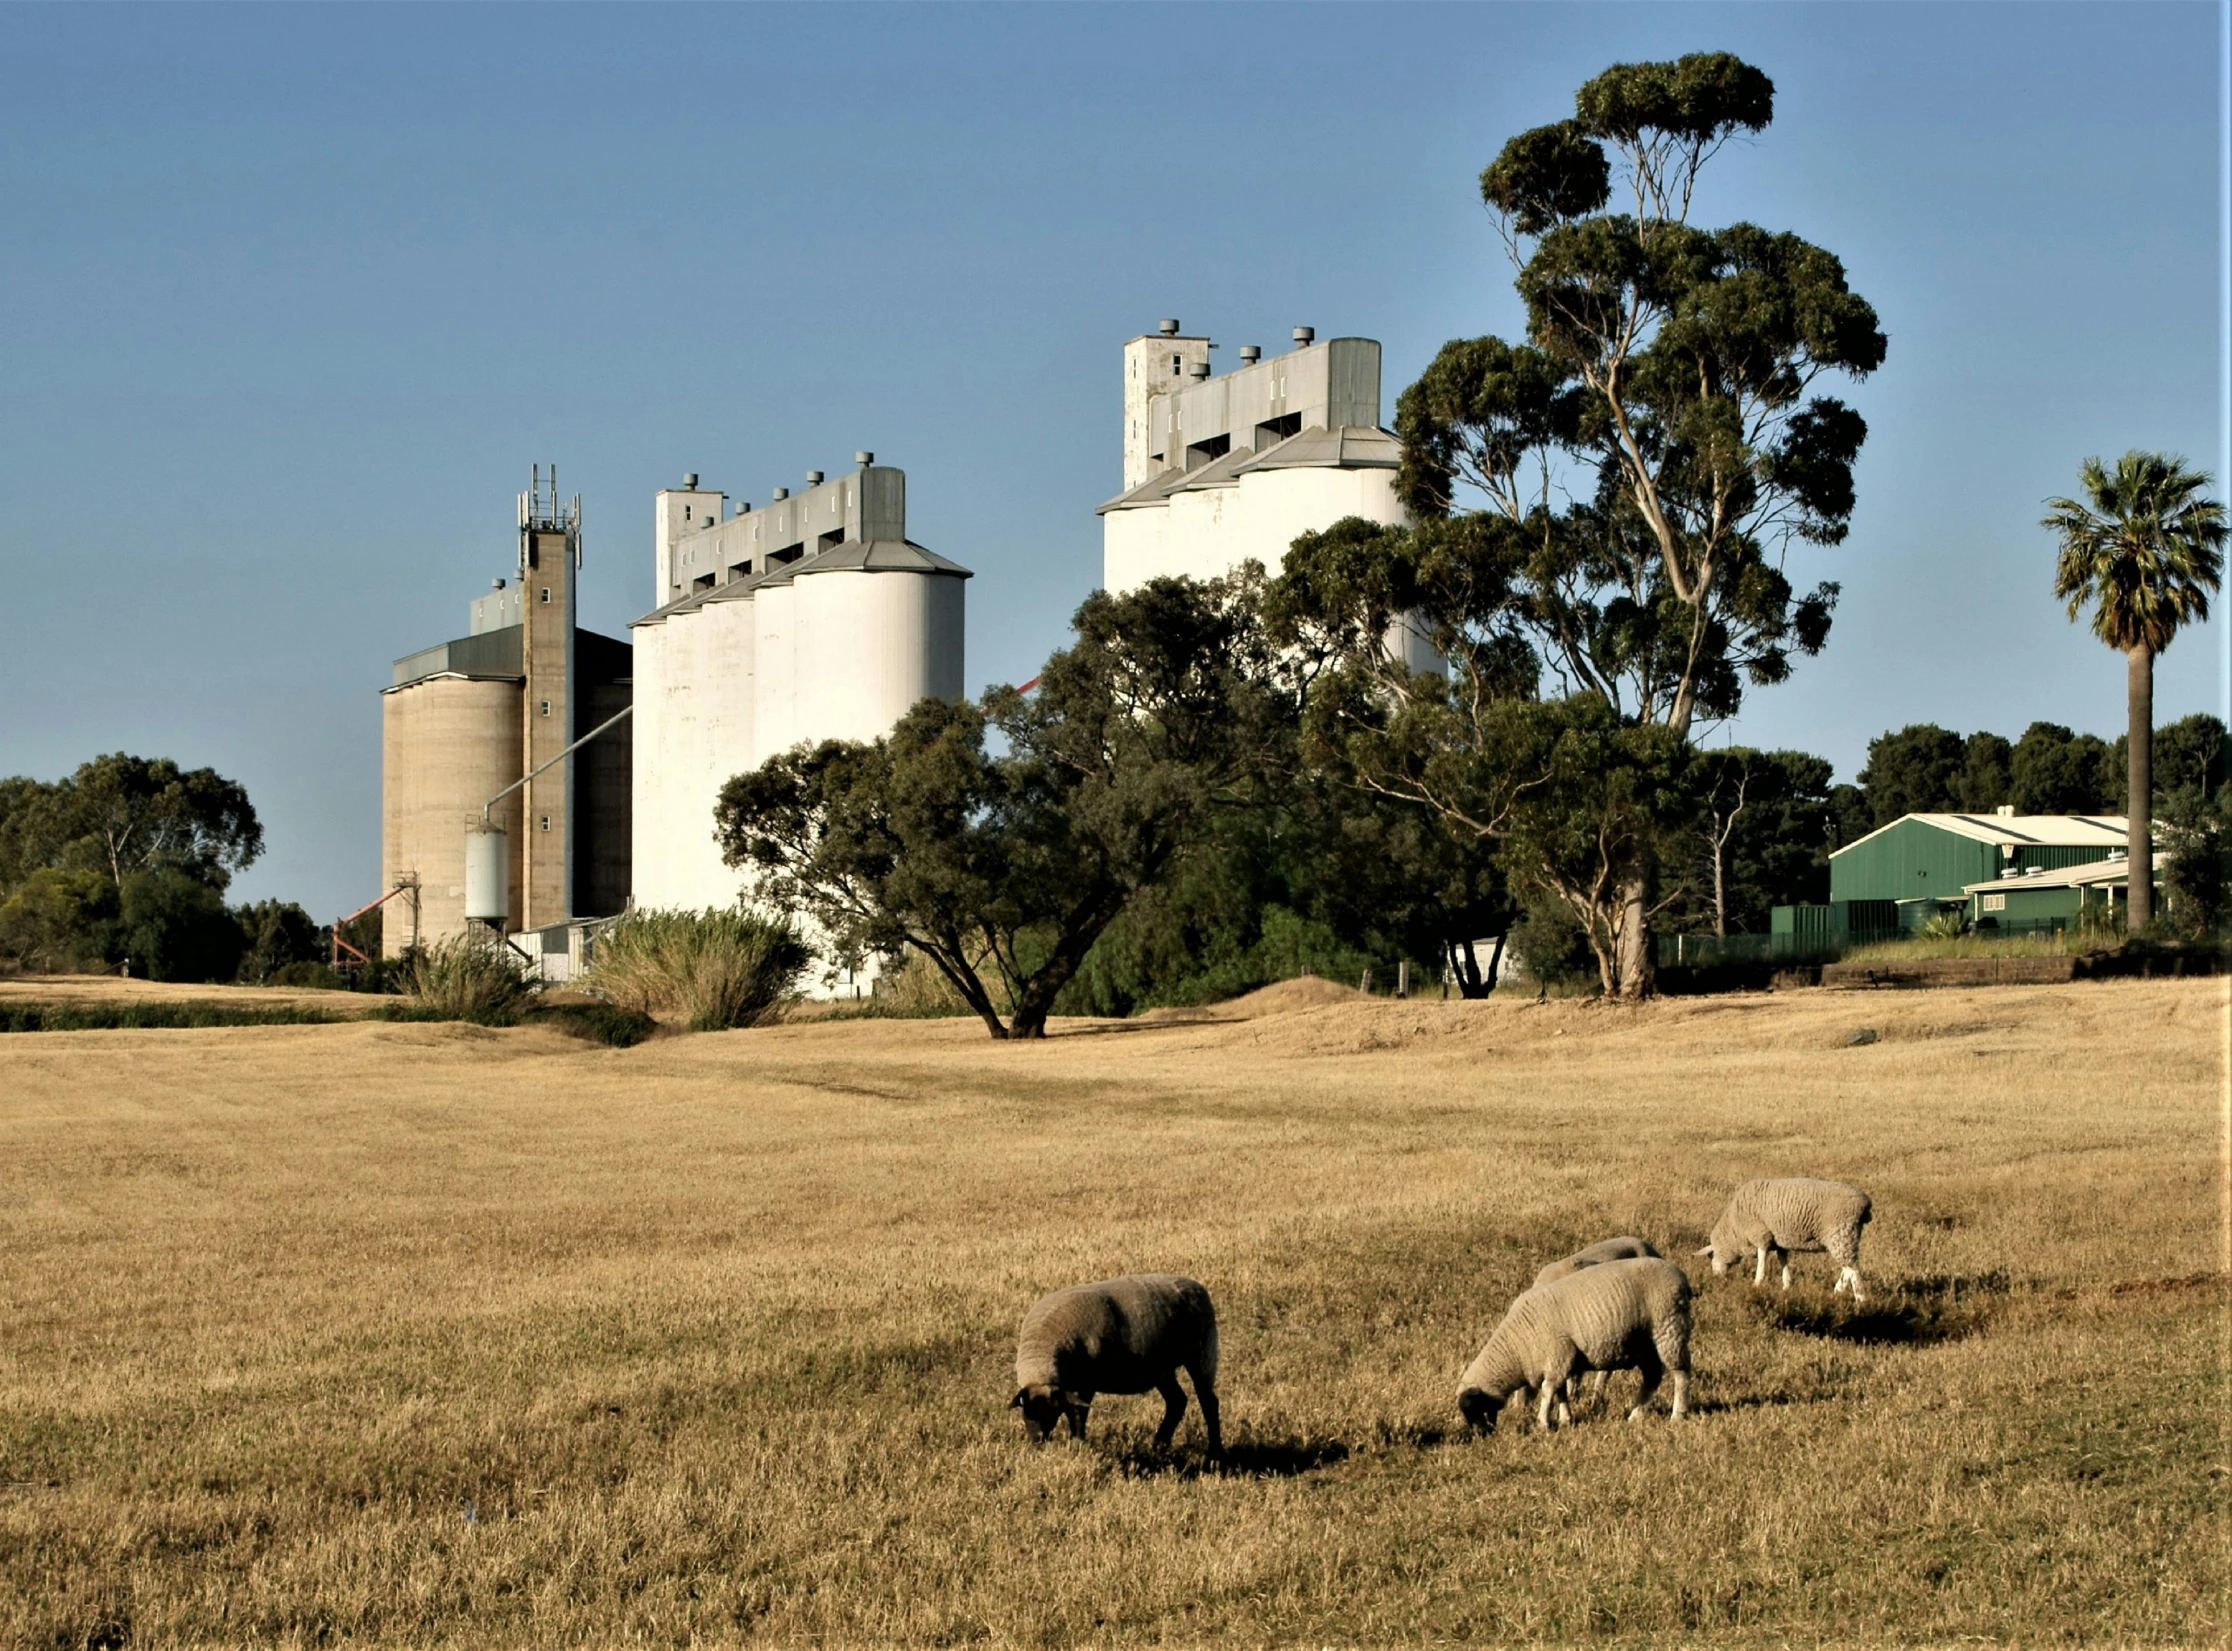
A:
[
  {"left": 806, "top": 471, "right": 825, "bottom": 485},
  {"left": 772, "top": 487, "right": 789, "bottom": 501},
  {"left": 683, "top": 472, "right": 699, "bottom": 489},
  {"left": 1158, "top": 318, "right": 1181, "bottom": 336},
  {"left": 855, "top": 451, "right": 874, "bottom": 467},
  {"left": 1187, "top": 360, "right": 1211, "bottom": 381},
  {"left": 1292, "top": 326, "right": 1315, "bottom": 344}
]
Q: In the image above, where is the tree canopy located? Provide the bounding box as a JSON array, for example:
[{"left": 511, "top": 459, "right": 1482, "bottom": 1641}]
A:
[{"left": 716, "top": 573, "right": 1292, "bottom": 1038}]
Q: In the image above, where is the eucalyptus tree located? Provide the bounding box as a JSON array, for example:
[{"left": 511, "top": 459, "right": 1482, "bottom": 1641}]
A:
[
  {"left": 716, "top": 572, "right": 1291, "bottom": 1039},
  {"left": 2045, "top": 451, "right": 2224, "bottom": 927},
  {"left": 1274, "top": 52, "right": 1886, "bottom": 995}
]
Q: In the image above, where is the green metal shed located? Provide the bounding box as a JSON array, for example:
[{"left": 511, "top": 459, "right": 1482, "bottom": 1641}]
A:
[{"left": 1828, "top": 813, "right": 2131, "bottom": 904}]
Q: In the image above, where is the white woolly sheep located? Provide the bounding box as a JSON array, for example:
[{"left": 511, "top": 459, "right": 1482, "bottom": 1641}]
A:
[
  {"left": 1458, "top": 1257, "right": 1692, "bottom": 1432},
  {"left": 1697, "top": 1177, "right": 1873, "bottom": 1300},
  {"left": 1010, "top": 1274, "right": 1221, "bottom": 1456},
  {"left": 1532, "top": 1234, "right": 1664, "bottom": 1290},
  {"left": 1532, "top": 1236, "right": 1666, "bottom": 1411}
]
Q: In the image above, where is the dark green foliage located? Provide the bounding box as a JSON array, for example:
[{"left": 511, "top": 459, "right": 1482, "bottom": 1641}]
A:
[
  {"left": 0, "top": 754, "right": 287, "bottom": 978},
  {"left": 118, "top": 867, "right": 247, "bottom": 983},
  {"left": 719, "top": 573, "right": 1291, "bottom": 1038},
  {"left": 1667, "top": 748, "right": 1837, "bottom": 935},
  {"left": 2008, "top": 722, "right": 2117, "bottom": 815},
  {"left": 1853, "top": 722, "right": 2140, "bottom": 825},
  {"left": 1958, "top": 733, "right": 2014, "bottom": 814},
  {"left": 0, "top": 1001, "right": 343, "bottom": 1033},
  {"left": 531, "top": 1002, "right": 659, "bottom": 1047},
  {"left": 234, "top": 899, "right": 324, "bottom": 985},
  {"left": 0, "top": 867, "right": 117, "bottom": 972},
  {"left": 2157, "top": 784, "right": 2230, "bottom": 940},
  {"left": 1272, "top": 52, "right": 1880, "bottom": 999},
  {"left": 1855, "top": 725, "right": 1964, "bottom": 824},
  {"left": 2114, "top": 714, "right": 2227, "bottom": 802}
]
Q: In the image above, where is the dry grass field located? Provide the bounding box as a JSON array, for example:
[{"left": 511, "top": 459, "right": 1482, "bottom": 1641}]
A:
[{"left": 0, "top": 977, "right": 2223, "bottom": 1647}]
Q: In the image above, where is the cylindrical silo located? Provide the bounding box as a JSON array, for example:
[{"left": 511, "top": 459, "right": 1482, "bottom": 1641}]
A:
[
  {"left": 381, "top": 675, "right": 523, "bottom": 955},
  {"left": 791, "top": 567, "right": 966, "bottom": 744},
  {"left": 627, "top": 614, "right": 668, "bottom": 906},
  {"left": 751, "top": 577, "right": 798, "bottom": 762}
]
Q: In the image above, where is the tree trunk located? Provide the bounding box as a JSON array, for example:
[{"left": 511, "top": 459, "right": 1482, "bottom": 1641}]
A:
[
  {"left": 1615, "top": 873, "right": 1652, "bottom": 999},
  {"left": 2127, "top": 644, "right": 2154, "bottom": 930},
  {"left": 1711, "top": 834, "right": 1728, "bottom": 938}
]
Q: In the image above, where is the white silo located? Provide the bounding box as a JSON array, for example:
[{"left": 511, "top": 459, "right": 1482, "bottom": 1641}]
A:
[
  {"left": 786, "top": 547, "right": 968, "bottom": 743},
  {"left": 750, "top": 575, "right": 799, "bottom": 763}
]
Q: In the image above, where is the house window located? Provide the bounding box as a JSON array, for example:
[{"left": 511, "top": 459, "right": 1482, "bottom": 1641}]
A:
[
  {"left": 1982, "top": 893, "right": 2006, "bottom": 912},
  {"left": 539, "top": 700, "right": 551, "bottom": 717},
  {"left": 539, "top": 815, "right": 551, "bottom": 833},
  {"left": 539, "top": 587, "right": 551, "bottom": 603}
]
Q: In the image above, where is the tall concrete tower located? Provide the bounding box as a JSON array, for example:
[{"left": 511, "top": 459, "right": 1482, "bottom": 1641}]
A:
[
  {"left": 518, "top": 466, "right": 581, "bottom": 933},
  {"left": 1121, "top": 320, "right": 1213, "bottom": 491}
]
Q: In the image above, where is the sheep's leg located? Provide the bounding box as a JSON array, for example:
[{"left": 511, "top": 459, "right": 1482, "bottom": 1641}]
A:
[
  {"left": 1752, "top": 1247, "right": 1769, "bottom": 1287},
  {"left": 1587, "top": 1370, "right": 1608, "bottom": 1410},
  {"left": 1667, "top": 1370, "right": 1689, "bottom": 1420},
  {"left": 1535, "top": 1381, "right": 1558, "bottom": 1432},
  {"left": 1196, "top": 1383, "right": 1223, "bottom": 1459},
  {"left": 1066, "top": 1399, "right": 1092, "bottom": 1441},
  {"left": 1779, "top": 1256, "right": 1793, "bottom": 1290},
  {"left": 1627, "top": 1355, "right": 1664, "bottom": 1422},
  {"left": 1839, "top": 1265, "right": 1867, "bottom": 1302},
  {"left": 1152, "top": 1379, "right": 1188, "bottom": 1451}
]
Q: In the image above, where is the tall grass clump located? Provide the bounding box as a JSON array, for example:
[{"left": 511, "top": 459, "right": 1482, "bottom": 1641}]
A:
[
  {"left": 399, "top": 931, "right": 536, "bottom": 1023},
  {"left": 584, "top": 908, "right": 809, "bottom": 1031}
]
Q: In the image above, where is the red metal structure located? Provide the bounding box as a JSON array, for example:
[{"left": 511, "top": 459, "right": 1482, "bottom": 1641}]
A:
[{"left": 331, "top": 877, "right": 419, "bottom": 969}]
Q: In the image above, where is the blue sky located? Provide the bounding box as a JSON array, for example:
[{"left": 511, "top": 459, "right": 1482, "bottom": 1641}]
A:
[{"left": 0, "top": 2, "right": 2222, "bottom": 919}]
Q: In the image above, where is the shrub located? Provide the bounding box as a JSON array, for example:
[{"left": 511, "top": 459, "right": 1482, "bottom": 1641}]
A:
[
  {"left": 584, "top": 908, "right": 810, "bottom": 1032},
  {"left": 402, "top": 931, "right": 535, "bottom": 1023},
  {"left": 1918, "top": 911, "right": 1968, "bottom": 941},
  {"left": 119, "top": 867, "right": 247, "bottom": 983}
]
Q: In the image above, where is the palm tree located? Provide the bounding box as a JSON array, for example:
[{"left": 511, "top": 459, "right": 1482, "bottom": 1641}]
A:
[{"left": 2044, "top": 452, "right": 2224, "bottom": 929}]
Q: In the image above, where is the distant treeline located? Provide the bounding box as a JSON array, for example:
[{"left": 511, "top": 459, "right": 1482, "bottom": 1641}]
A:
[{"left": 0, "top": 754, "right": 341, "bottom": 984}]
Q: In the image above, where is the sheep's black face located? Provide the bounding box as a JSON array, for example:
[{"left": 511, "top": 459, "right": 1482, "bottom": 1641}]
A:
[
  {"left": 1011, "top": 1385, "right": 1066, "bottom": 1444},
  {"left": 1458, "top": 1387, "right": 1500, "bottom": 1433}
]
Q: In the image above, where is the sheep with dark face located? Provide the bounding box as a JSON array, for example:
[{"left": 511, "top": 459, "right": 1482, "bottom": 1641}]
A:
[
  {"left": 1697, "top": 1178, "right": 1873, "bottom": 1300},
  {"left": 1010, "top": 1275, "right": 1221, "bottom": 1456},
  {"left": 1458, "top": 1257, "right": 1692, "bottom": 1433}
]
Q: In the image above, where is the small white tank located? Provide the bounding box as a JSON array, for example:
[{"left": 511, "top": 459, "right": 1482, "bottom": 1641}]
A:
[{"left": 463, "top": 826, "right": 509, "bottom": 923}]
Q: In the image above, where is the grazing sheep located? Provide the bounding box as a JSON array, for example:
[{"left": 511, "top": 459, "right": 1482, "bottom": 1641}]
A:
[
  {"left": 1532, "top": 1236, "right": 1665, "bottom": 1411},
  {"left": 1697, "top": 1177, "right": 1873, "bottom": 1300},
  {"left": 1532, "top": 1234, "right": 1664, "bottom": 1290},
  {"left": 1457, "top": 1257, "right": 1692, "bottom": 1433},
  {"left": 1010, "top": 1274, "right": 1221, "bottom": 1456}
]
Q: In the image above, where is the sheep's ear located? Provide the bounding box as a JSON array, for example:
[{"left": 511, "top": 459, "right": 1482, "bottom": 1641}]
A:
[
  {"left": 1693, "top": 1245, "right": 1714, "bottom": 1257},
  {"left": 1008, "top": 1388, "right": 1028, "bottom": 1409}
]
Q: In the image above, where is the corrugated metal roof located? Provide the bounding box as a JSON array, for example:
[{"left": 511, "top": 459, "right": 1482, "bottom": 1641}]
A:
[
  {"left": 1235, "top": 424, "right": 1401, "bottom": 473},
  {"left": 1832, "top": 813, "right": 2134, "bottom": 857},
  {"left": 1097, "top": 466, "right": 1191, "bottom": 515},
  {"left": 1960, "top": 854, "right": 2154, "bottom": 895},
  {"left": 1095, "top": 425, "right": 1404, "bottom": 515},
  {"left": 755, "top": 538, "right": 972, "bottom": 587}
]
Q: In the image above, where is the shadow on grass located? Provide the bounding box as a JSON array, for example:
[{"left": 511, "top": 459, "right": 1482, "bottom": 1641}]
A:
[
  {"left": 1103, "top": 1432, "right": 1351, "bottom": 1480},
  {"left": 1734, "top": 1270, "right": 2010, "bottom": 1346}
]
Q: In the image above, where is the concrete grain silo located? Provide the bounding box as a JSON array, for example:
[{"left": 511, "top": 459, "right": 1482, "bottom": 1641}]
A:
[
  {"left": 629, "top": 456, "right": 970, "bottom": 914},
  {"left": 379, "top": 469, "right": 633, "bottom": 960}
]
